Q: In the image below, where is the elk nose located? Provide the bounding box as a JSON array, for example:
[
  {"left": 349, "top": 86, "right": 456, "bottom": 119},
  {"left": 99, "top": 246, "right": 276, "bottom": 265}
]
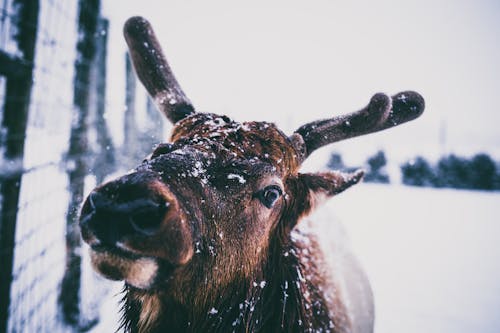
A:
[
  {"left": 127, "top": 199, "right": 170, "bottom": 235},
  {"left": 81, "top": 191, "right": 170, "bottom": 243}
]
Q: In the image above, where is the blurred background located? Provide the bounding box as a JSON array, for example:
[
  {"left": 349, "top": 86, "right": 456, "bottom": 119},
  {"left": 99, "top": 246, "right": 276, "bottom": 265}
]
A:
[{"left": 0, "top": 0, "right": 498, "bottom": 332}]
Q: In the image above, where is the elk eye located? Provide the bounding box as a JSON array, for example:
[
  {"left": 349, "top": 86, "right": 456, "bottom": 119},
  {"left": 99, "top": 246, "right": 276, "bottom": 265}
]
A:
[{"left": 259, "top": 185, "right": 283, "bottom": 208}]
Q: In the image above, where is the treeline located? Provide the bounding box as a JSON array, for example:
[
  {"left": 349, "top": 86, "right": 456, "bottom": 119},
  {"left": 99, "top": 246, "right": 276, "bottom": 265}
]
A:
[
  {"left": 327, "top": 151, "right": 500, "bottom": 191},
  {"left": 327, "top": 151, "right": 390, "bottom": 184},
  {"left": 401, "top": 154, "right": 500, "bottom": 190}
]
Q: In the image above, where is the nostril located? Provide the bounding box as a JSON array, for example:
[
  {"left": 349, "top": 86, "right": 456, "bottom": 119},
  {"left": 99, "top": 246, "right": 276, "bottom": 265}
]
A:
[
  {"left": 88, "top": 191, "right": 98, "bottom": 211},
  {"left": 129, "top": 200, "right": 170, "bottom": 235},
  {"left": 88, "top": 191, "right": 109, "bottom": 211},
  {"left": 81, "top": 191, "right": 103, "bottom": 227},
  {"left": 81, "top": 190, "right": 172, "bottom": 241}
]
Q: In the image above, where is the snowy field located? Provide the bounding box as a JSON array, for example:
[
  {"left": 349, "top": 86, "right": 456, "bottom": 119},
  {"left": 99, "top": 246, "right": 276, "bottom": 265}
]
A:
[
  {"left": 328, "top": 184, "right": 500, "bottom": 333},
  {"left": 90, "top": 184, "right": 500, "bottom": 333}
]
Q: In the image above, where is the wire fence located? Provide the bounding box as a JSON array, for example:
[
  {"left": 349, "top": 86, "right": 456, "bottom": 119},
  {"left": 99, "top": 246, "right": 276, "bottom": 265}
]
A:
[
  {"left": 0, "top": 0, "right": 167, "bottom": 331},
  {"left": 0, "top": 0, "right": 122, "bottom": 332}
]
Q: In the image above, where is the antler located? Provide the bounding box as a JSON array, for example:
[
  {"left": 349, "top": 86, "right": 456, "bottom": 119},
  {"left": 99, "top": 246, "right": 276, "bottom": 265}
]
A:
[
  {"left": 293, "top": 91, "right": 425, "bottom": 162},
  {"left": 124, "top": 16, "right": 195, "bottom": 123}
]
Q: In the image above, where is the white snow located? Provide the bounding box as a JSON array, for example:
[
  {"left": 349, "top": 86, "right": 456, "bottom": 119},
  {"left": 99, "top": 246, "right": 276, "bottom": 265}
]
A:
[
  {"left": 322, "top": 184, "right": 500, "bottom": 333},
  {"left": 252, "top": 280, "right": 266, "bottom": 289},
  {"left": 227, "top": 173, "right": 246, "bottom": 184}
]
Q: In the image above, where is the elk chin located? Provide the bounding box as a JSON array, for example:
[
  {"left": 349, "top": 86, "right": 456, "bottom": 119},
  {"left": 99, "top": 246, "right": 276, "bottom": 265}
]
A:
[{"left": 89, "top": 247, "right": 159, "bottom": 290}]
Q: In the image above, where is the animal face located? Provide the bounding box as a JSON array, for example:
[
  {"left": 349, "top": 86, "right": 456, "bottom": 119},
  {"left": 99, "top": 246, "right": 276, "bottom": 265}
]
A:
[
  {"left": 79, "top": 17, "right": 424, "bottom": 305},
  {"left": 81, "top": 113, "right": 291, "bottom": 287}
]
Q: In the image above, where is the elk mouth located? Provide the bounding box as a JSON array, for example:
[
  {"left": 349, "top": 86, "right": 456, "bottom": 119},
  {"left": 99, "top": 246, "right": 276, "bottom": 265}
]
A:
[{"left": 89, "top": 244, "right": 175, "bottom": 290}]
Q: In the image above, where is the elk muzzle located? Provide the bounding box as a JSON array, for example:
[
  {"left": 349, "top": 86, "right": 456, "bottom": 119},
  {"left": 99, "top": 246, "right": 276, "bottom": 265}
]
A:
[
  {"left": 83, "top": 191, "right": 169, "bottom": 240},
  {"left": 79, "top": 173, "right": 194, "bottom": 288}
]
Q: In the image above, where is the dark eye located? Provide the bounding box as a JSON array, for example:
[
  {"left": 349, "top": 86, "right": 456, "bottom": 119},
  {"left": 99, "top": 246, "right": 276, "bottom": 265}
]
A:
[{"left": 258, "top": 185, "right": 283, "bottom": 208}]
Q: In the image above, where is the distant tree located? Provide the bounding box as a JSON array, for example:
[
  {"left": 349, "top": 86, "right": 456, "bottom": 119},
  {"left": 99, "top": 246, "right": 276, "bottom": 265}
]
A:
[
  {"left": 435, "top": 154, "right": 471, "bottom": 189},
  {"left": 469, "top": 153, "right": 497, "bottom": 190},
  {"left": 326, "top": 151, "right": 360, "bottom": 174},
  {"left": 327, "top": 152, "right": 344, "bottom": 170},
  {"left": 401, "top": 156, "right": 435, "bottom": 187},
  {"left": 494, "top": 166, "right": 500, "bottom": 190},
  {"left": 402, "top": 153, "right": 499, "bottom": 191},
  {"left": 364, "top": 150, "right": 390, "bottom": 183}
]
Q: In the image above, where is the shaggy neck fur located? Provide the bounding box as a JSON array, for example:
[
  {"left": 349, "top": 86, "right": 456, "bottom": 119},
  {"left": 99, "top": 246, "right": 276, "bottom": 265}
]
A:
[{"left": 119, "top": 229, "right": 350, "bottom": 333}]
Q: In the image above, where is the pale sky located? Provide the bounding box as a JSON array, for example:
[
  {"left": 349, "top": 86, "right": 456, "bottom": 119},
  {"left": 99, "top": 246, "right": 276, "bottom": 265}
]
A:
[{"left": 102, "top": 0, "right": 500, "bottom": 166}]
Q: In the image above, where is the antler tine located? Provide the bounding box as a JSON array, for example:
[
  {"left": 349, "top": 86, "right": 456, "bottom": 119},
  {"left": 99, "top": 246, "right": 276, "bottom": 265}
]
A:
[
  {"left": 293, "top": 91, "right": 425, "bottom": 161},
  {"left": 124, "top": 16, "right": 195, "bottom": 123}
]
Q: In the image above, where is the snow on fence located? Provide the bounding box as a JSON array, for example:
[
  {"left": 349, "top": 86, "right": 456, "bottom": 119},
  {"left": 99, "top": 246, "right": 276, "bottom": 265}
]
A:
[{"left": 0, "top": 0, "right": 119, "bottom": 331}]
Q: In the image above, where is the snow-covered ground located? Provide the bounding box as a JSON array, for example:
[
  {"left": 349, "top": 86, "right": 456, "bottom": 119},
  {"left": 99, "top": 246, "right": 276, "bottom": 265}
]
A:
[
  {"left": 328, "top": 184, "right": 500, "bottom": 333},
  {"left": 90, "top": 184, "right": 500, "bottom": 333}
]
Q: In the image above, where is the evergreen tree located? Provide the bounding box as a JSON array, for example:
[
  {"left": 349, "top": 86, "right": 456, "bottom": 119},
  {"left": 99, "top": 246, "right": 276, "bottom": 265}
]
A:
[
  {"left": 364, "top": 151, "right": 390, "bottom": 183},
  {"left": 469, "top": 153, "right": 496, "bottom": 190},
  {"left": 327, "top": 152, "right": 344, "bottom": 170},
  {"left": 401, "top": 156, "right": 435, "bottom": 186},
  {"left": 436, "top": 155, "right": 471, "bottom": 189}
]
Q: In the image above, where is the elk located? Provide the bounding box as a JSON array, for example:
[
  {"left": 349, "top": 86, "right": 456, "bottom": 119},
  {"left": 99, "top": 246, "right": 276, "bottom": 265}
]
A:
[{"left": 79, "top": 16, "right": 424, "bottom": 333}]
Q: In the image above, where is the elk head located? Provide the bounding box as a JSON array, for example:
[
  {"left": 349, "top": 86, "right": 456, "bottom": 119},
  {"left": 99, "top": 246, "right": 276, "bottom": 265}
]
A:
[{"left": 80, "top": 16, "right": 424, "bottom": 312}]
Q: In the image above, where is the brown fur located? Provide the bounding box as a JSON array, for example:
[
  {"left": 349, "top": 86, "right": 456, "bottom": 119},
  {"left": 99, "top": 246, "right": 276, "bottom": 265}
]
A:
[
  {"left": 81, "top": 113, "right": 365, "bottom": 332},
  {"left": 120, "top": 230, "right": 351, "bottom": 333}
]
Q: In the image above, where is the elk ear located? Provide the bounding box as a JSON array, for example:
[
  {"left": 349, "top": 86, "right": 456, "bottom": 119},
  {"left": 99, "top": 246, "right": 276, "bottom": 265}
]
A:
[
  {"left": 301, "top": 169, "right": 364, "bottom": 209},
  {"left": 287, "top": 170, "right": 364, "bottom": 226}
]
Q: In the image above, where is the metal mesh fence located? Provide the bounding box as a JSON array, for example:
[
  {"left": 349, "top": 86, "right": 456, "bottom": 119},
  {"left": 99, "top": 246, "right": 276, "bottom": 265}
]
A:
[
  {"left": 0, "top": 1, "right": 169, "bottom": 331},
  {"left": 0, "top": 0, "right": 109, "bottom": 332}
]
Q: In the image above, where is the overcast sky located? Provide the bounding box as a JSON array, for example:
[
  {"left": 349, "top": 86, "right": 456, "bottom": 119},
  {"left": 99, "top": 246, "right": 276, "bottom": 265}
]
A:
[{"left": 102, "top": 0, "right": 500, "bottom": 166}]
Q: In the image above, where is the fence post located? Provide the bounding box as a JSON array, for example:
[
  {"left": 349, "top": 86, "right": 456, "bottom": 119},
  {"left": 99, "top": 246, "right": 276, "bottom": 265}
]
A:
[
  {"left": 59, "top": 0, "right": 100, "bottom": 326},
  {"left": 93, "top": 17, "right": 114, "bottom": 184},
  {"left": 0, "top": 1, "right": 39, "bottom": 333},
  {"left": 146, "top": 95, "right": 165, "bottom": 144},
  {"left": 123, "top": 53, "right": 138, "bottom": 168}
]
